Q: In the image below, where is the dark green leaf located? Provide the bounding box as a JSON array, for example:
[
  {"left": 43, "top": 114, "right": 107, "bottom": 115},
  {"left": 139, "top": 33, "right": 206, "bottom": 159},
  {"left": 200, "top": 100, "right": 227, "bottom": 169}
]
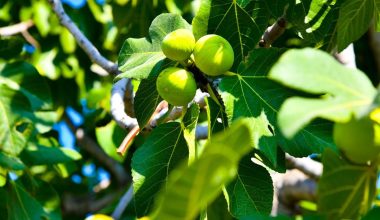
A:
[
  {"left": 207, "top": 194, "right": 235, "bottom": 220},
  {"left": 132, "top": 122, "right": 188, "bottom": 216},
  {"left": 6, "top": 181, "right": 49, "bottom": 220},
  {"left": 337, "top": 0, "right": 374, "bottom": 51},
  {"left": 150, "top": 119, "right": 253, "bottom": 220},
  {"left": 116, "top": 13, "right": 190, "bottom": 80},
  {"left": 205, "top": 97, "right": 228, "bottom": 135},
  {"left": 287, "top": 0, "right": 341, "bottom": 51},
  {"left": 134, "top": 77, "right": 162, "bottom": 128},
  {"left": 226, "top": 156, "right": 273, "bottom": 217},
  {"left": 363, "top": 207, "right": 380, "bottom": 220},
  {"left": 0, "top": 151, "right": 25, "bottom": 170},
  {"left": 318, "top": 149, "right": 377, "bottom": 219},
  {"left": 1, "top": 61, "right": 52, "bottom": 110},
  {"left": 20, "top": 143, "right": 82, "bottom": 165},
  {"left": 0, "top": 37, "right": 23, "bottom": 59},
  {"left": 269, "top": 48, "right": 376, "bottom": 138}
]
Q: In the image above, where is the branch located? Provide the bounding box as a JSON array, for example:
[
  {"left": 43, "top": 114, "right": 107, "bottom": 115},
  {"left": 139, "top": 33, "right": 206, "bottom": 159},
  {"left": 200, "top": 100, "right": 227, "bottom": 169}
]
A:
[
  {"left": 259, "top": 17, "right": 287, "bottom": 48},
  {"left": 272, "top": 170, "right": 317, "bottom": 215},
  {"left": 111, "top": 78, "right": 138, "bottom": 130},
  {"left": 48, "top": 0, "right": 118, "bottom": 75},
  {"left": 112, "top": 185, "right": 134, "bottom": 220},
  {"left": 285, "top": 154, "right": 322, "bottom": 180},
  {"left": 0, "top": 20, "right": 34, "bottom": 36}
]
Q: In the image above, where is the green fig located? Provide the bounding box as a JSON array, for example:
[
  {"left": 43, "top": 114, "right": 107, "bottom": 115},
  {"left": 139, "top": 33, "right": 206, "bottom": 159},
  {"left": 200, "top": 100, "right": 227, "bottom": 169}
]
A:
[
  {"left": 193, "top": 34, "right": 234, "bottom": 76},
  {"left": 333, "top": 116, "right": 380, "bottom": 164},
  {"left": 156, "top": 67, "right": 197, "bottom": 106},
  {"left": 161, "top": 29, "right": 195, "bottom": 61}
]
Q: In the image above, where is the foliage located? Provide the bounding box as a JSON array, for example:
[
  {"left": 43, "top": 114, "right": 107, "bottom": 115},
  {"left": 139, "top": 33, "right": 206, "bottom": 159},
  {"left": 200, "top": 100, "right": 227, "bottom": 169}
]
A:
[{"left": 1, "top": 0, "right": 380, "bottom": 219}]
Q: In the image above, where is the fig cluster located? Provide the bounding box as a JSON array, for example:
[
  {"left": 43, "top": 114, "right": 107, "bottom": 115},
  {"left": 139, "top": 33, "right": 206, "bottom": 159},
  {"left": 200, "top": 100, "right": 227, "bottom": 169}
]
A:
[
  {"left": 157, "top": 29, "right": 234, "bottom": 106},
  {"left": 333, "top": 116, "right": 380, "bottom": 164}
]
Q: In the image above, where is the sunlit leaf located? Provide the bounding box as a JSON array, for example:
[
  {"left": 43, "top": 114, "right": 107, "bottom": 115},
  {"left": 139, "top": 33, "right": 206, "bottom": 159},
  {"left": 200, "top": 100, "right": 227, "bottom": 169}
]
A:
[
  {"left": 150, "top": 119, "right": 253, "bottom": 220},
  {"left": 116, "top": 13, "right": 190, "bottom": 80},
  {"left": 269, "top": 48, "right": 376, "bottom": 138}
]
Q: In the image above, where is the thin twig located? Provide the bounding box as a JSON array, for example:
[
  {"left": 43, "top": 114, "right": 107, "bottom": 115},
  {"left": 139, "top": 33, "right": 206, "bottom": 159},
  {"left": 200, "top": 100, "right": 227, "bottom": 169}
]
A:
[
  {"left": 0, "top": 20, "right": 34, "bottom": 36},
  {"left": 111, "top": 185, "right": 134, "bottom": 220},
  {"left": 48, "top": 0, "right": 118, "bottom": 75}
]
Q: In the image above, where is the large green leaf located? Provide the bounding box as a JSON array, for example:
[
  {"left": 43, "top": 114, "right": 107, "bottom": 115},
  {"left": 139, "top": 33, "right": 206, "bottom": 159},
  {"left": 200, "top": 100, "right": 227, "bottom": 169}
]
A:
[
  {"left": 116, "top": 13, "right": 190, "bottom": 80},
  {"left": 132, "top": 122, "right": 188, "bottom": 216},
  {"left": 192, "top": 0, "right": 268, "bottom": 67},
  {"left": 269, "top": 48, "right": 376, "bottom": 138},
  {"left": 0, "top": 61, "right": 52, "bottom": 110},
  {"left": 287, "top": 0, "right": 341, "bottom": 51},
  {"left": 150, "top": 119, "right": 253, "bottom": 220},
  {"left": 226, "top": 156, "right": 273, "bottom": 217},
  {"left": 20, "top": 143, "right": 82, "bottom": 165},
  {"left": 134, "top": 77, "right": 163, "bottom": 128},
  {"left": 318, "top": 149, "right": 377, "bottom": 219},
  {"left": 220, "top": 48, "right": 334, "bottom": 158},
  {"left": 337, "top": 0, "right": 375, "bottom": 51},
  {"left": 6, "top": 181, "right": 49, "bottom": 220}
]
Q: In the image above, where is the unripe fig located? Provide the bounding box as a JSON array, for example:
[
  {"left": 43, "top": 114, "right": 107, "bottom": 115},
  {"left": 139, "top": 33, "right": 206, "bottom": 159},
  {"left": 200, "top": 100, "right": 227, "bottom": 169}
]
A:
[
  {"left": 161, "top": 29, "right": 195, "bottom": 61},
  {"left": 156, "top": 67, "right": 197, "bottom": 106},
  {"left": 193, "top": 34, "right": 234, "bottom": 76},
  {"left": 333, "top": 116, "right": 380, "bottom": 164}
]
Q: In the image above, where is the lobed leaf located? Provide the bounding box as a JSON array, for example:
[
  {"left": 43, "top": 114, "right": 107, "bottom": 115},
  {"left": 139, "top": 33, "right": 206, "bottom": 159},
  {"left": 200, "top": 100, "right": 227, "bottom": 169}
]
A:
[
  {"left": 269, "top": 48, "right": 376, "bottom": 138},
  {"left": 116, "top": 13, "right": 190, "bottom": 80},
  {"left": 337, "top": 0, "right": 375, "bottom": 51},
  {"left": 220, "top": 48, "right": 334, "bottom": 159}
]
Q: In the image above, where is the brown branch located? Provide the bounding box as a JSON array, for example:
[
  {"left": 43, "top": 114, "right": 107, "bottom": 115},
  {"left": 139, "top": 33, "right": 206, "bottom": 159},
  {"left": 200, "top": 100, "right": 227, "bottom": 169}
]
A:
[
  {"left": 259, "top": 17, "right": 287, "bottom": 48},
  {"left": 0, "top": 20, "right": 34, "bottom": 36},
  {"left": 48, "top": 0, "right": 118, "bottom": 75}
]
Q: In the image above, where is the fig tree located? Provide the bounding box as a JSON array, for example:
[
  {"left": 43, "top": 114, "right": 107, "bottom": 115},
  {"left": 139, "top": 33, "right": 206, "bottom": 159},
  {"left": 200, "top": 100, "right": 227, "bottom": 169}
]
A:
[
  {"left": 333, "top": 116, "right": 380, "bottom": 164},
  {"left": 193, "top": 34, "right": 234, "bottom": 76},
  {"left": 156, "top": 67, "right": 197, "bottom": 106},
  {"left": 161, "top": 29, "right": 195, "bottom": 61}
]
